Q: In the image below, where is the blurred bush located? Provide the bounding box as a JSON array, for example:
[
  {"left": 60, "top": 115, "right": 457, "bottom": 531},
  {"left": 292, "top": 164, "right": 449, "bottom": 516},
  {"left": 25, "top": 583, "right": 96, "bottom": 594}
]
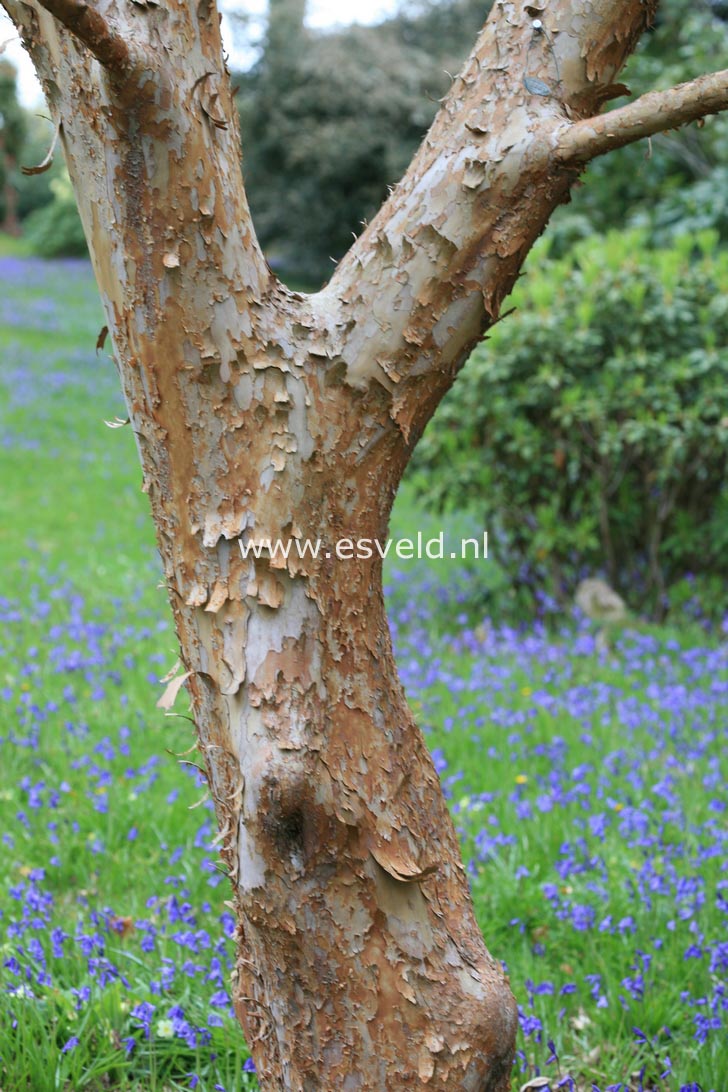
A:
[
  {"left": 0, "top": 63, "right": 87, "bottom": 254},
  {"left": 237, "top": 0, "right": 728, "bottom": 284},
  {"left": 0, "top": 59, "right": 26, "bottom": 235},
  {"left": 7, "top": 0, "right": 726, "bottom": 270},
  {"left": 410, "top": 231, "right": 728, "bottom": 623},
  {"left": 237, "top": 0, "right": 487, "bottom": 285},
  {"left": 23, "top": 170, "right": 87, "bottom": 257}
]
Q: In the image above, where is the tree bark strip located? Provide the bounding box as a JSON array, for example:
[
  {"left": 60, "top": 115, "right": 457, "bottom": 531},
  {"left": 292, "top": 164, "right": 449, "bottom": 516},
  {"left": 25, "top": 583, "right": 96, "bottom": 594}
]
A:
[{"left": 4, "top": 0, "right": 728, "bottom": 1088}]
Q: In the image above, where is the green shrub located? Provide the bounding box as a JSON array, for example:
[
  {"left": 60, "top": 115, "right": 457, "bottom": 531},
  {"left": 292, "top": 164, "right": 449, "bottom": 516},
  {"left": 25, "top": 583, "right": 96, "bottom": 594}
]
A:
[
  {"left": 23, "top": 171, "right": 87, "bottom": 258},
  {"left": 410, "top": 230, "right": 728, "bottom": 622}
]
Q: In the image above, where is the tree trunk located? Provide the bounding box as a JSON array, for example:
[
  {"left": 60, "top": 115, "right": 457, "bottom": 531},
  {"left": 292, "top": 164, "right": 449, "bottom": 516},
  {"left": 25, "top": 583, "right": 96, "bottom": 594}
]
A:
[{"left": 4, "top": 0, "right": 728, "bottom": 1087}]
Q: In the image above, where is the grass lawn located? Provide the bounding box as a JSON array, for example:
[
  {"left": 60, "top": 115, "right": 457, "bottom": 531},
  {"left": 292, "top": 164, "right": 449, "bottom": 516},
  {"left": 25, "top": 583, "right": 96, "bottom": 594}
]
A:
[{"left": 0, "top": 257, "right": 726, "bottom": 1091}]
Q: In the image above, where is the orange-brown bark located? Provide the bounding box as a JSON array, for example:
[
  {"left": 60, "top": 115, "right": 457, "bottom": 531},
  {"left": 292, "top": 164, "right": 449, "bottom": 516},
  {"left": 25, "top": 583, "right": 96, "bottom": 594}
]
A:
[
  {"left": 556, "top": 67, "right": 728, "bottom": 162},
  {"left": 4, "top": 0, "right": 728, "bottom": 1088}
]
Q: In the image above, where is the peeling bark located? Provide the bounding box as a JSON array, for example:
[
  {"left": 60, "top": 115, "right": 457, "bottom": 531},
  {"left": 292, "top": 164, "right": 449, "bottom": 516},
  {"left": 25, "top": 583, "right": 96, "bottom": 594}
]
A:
[
  {"left": 5, "top": 0, "right": 728, "bottom": 1088},
  {"left": 557, "top": 67, "right": 728, "bottom": 162}
]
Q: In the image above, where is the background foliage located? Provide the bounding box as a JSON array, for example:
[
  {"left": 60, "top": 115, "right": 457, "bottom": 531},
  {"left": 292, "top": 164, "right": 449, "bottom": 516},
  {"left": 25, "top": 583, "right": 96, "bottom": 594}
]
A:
[
  {"left": 237, "top": 0, "right": 487, "bottom": 282},
  {"left": 235, "top": 0, "right": 728, "bottom": 284},
  {"left": 0, "top": 58, "right": 26, "bottom": 234},
  {"left": 6, "top": 0, "right": 727, "bottom": 275},
  {"left": 2, "top": 0, "right": 728, "bottom": 622},
  {"left": 23, "top": 170, "right": 88, "bottom": 258},
  {"left": 550, "top": 0, "right": 728, "bottom": 252},
  {"left": 410, "top": 230, "right": 728, "bottom": 622}
]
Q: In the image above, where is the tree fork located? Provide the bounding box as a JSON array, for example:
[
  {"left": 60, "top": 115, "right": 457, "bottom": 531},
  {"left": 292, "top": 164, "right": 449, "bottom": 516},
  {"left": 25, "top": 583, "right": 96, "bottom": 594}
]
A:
[{"left": 4, "top": 0, "right": 728, "bottom": 1088}]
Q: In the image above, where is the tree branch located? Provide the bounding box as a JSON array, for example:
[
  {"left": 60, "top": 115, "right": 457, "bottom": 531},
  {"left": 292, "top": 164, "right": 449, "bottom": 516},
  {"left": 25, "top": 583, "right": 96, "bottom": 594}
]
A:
[
  {"left": 34, "top": 0, "right": 140, "bottom": 78},
  {"left": 557, "top": 69, "right": 728, "bottom": 164},
  {"left": 322, "top": 0, "right": 664, "bottom": 448}
]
